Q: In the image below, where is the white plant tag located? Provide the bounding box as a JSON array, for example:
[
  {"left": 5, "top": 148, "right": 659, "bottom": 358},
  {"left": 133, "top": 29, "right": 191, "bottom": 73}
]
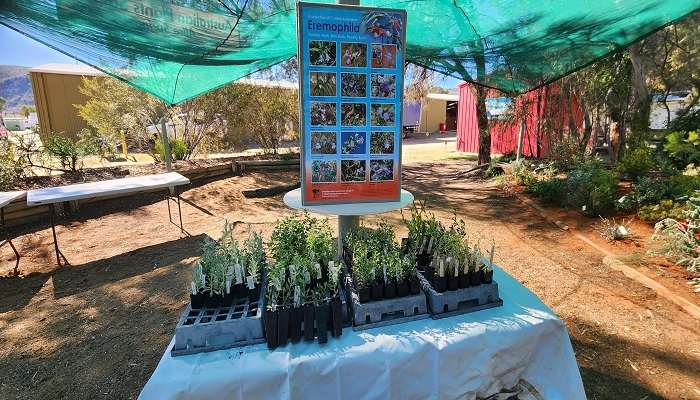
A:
[
  {"left": 315, "top": 263, "right": 322, "bottom": 279},
  {"left": 293, "top": 286, "right": 301, "bottom": 307},
  {"left": 439, "top": 258, "right": 445, "bottom": 277},
  {"left": 246, "top": 275, "right": 255, "bottom": 290},
  {"left": 383, "top": 265, "right": 387, "bottom": 283},
  {"left": 420, "top": 238, "right": 426, "bottom": 253},
  {"left": 489, "top": 244, "right": 495, "bottom": 268},
  {"left": 289, "top": 264, "right": 296, "bottom": 276},
  {"left": 201, "top": 274, "right": 206, "bottom": 286},
  {"left": 191, "top": 281, "right": 197, "bottom": 295},
  {"left": 226, "top": 279, "right": 231, "bottom": 294},
  {"left": 428, "top": 236, "right": 434, "bottom": 253},
  {"left": 618, "top": 195, "right": 626, "bottom": 204},
  {"left": 234, "top": 263, "right": 243, "bottom": 284},
  {"left": 453, "top": 262, "right": 458, "bottom": 277},
  {"left": 303, "top": 269, "right": 311, "bottom": 284}
]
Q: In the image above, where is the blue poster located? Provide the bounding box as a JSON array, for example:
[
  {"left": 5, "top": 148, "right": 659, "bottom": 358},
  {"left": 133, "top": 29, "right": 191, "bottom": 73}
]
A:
[{"left": 298, "top": 2, "right": 406, "bottom": 205}]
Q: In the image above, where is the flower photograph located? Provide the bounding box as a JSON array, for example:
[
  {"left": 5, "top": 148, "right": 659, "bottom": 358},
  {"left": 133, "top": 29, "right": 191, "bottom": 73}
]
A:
[
  {"left": 340, "top": 42, "right": 367, "bottom": 67},
  {"left": 341, "top": 73, "right": 366, "bottom": 97},
  {"left": 371, "top": 104, "right": 395, "bottom": 126},
  {"left": 370, "top": 131, "right": 394, "bottom": 154},
  {"left": 309, "top": 40, "right": 336, "bottom": 66},
  {"left": 341, "top": 103, "right": 366, "bottom": 126},
  {"left": 311, "top": 160, "right": 337, "bottom": 183},
  {"left": 310, "top": 72, "right": 336, "bottom": 97},
  {"left": 310, "top": 131, "right": 337, "bottom": 154},
  {"left": 361, "top": 11, "right": 403, "bottom": 47},
  {"left": 341, "top": 132, "right": 367, "bottom": 154},
  {"left": 371, "top": 44, "right": 397, "bottom": 68},
  {"left": 370, "top": 159, "right": 394, "bottom": 181},
  {"left": 371, "top": 74, "right": 396, "bottom": 98},
  {"left": 341, "top": 160, "right": 366, "bottom": 182},
  {"left": 310, "top": 102, "right": 337, "bottom": 126}
]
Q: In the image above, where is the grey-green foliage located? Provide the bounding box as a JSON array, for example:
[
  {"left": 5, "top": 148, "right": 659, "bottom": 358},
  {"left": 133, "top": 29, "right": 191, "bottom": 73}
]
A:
[{"left": 653, "top": 192, "right": 700, "bottom": 273}]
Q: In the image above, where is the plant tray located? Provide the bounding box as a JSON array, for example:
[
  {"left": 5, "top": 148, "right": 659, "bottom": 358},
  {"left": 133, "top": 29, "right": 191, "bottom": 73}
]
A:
[
  {"left": 417, "top": 272, "right": 503, "bottom": 319},
  {"left": 345, "top": 276, "right": 429, "bottom": 331},
  {"left": 172, "top": 291, "right": 264, "bottom": 356}
]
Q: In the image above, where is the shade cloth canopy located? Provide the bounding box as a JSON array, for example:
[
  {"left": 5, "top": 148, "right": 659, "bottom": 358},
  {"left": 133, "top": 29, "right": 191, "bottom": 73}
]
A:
[{"left": 2, "top": 0, "right": 698, "bottom": 104}]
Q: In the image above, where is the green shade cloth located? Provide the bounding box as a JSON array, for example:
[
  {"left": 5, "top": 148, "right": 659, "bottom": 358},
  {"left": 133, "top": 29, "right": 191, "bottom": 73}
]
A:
[{"left": 2, "top": 0, "right": 698, "bottom": 104}]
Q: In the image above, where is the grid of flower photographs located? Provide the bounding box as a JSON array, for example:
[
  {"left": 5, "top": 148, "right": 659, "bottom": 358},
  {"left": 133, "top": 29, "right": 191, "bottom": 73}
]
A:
[{"left": 305, "top": 11, "right": 402, "bottom": 187}]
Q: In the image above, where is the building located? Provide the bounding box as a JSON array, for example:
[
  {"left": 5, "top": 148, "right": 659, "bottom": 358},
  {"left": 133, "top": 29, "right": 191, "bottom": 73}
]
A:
[
  {"left": 404, "top": 92, "right": 459, "bottom": 134},
  {"left": 456, "top": 82, "right": 583, "bottom": 157},
  {"left": 1, "top": 113, "right": 37, "bottom": 131},
  {"left": 29, "top": 63, "right": 105, "bottom": 140},
  {"left": 649, "top": 91, "right": 695, "bottom": 130}
]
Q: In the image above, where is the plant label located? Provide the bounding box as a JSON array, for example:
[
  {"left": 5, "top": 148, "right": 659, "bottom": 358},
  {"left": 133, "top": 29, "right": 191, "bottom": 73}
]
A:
[
  {"left": 246, "top": 276, "right": 255, "bottom": 290},
  {"left": 489, "top": 244, "right": 495, "bottom": 268},
  {"left": 428, "top": 236, "right": 434, "bottom": 253},
  {"left": 304, "top": 270, "right": 311, "bottom": 284},
  {"left": 383, "top": 265, "right": 387, "bottom": 283},
  {"left": 294, "top": 286, "right": 301, "bottom": 307},
  {"left": 234, "top": 263, "right": 243, "bottom": 284},
  {"left": 191, "top": 281, "right": 197, "bottom": 295},
  {"left": 226, "top": 279, "right": 232, "bottom": 294},
  {"left": 315, "top": 263, "right": 322, "bottom": 279},
  {"left": 439, "top": 258, "right": 445, "bottom": 277}
]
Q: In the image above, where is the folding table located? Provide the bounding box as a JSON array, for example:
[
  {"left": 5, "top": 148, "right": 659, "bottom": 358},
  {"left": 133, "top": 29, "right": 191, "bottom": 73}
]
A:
[
  {"left": 0, "top": 191, "right": 25, "bottom": 274},
  {"left": 26, "top": 172, "right": 190, "bottom": 266}
]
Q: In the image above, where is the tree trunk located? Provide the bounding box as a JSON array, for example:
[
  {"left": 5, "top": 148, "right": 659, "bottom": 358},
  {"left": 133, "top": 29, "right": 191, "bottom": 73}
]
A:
[
  {"left": 628, "top": 42, "right": 651, "bottom": 144},
  {"left": 475, "top": 51, "right": 490, "bottom": 165},
  {"left": 476, "top": 85, "right": 490, "bottom": 164}
]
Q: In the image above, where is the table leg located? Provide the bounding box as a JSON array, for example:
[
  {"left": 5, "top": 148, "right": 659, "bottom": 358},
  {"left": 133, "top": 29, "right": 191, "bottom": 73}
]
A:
[
  {"left": 48, "top": 204, "right": 68, "bottom": 267},
  {"left": 176, "top": 192, "right": 184, "bottom": 235},
  {"left": 338, "top": 215, "right": 359, "bottom": 258},
  {"left": 0, "top": 207, "right": 20, "bottom": 275}
]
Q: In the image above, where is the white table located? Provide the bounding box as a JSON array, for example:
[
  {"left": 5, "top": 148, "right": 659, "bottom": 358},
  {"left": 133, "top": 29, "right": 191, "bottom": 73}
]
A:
[
  {"left": 140, "top": 265, "right": 585, "bottom": 400},
  {"left": 0, "top": 191, "right": 26, "bottom": 273},
  {"left": 284, "top": 188, "right": 414, "bottom": 254},
  {"left": 26, "top": 172, "right": 190, "bottom": 266}
]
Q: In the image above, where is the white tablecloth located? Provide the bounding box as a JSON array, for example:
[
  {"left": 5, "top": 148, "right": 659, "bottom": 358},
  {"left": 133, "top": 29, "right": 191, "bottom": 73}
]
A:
[{"left": 140, "top": 266, "right": 585, "bottom": 400}]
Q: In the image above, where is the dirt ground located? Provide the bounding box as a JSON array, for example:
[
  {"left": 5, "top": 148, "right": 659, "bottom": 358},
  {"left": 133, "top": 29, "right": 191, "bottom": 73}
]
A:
[{"left": 1, "top": 160, "right": 699, "bottom": 400}]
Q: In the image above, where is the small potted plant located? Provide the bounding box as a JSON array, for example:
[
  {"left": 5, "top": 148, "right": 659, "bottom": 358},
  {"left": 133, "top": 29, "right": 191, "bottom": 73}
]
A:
[
  {"left": 189, "top": 263, "right": 206, "bottom": 309},
  {"left": 483, "top": 244, "right": 495, "bottom": 284},
  {"left": 446, "top": 256, "right": 459, "bottom": 291},
  {"left": 432, "top": 255, "right": 447, "bottom": 293},
  {"left": 327, "top": 261, "right": 344, "bottom": 338},
  {"left": 312, "top": 287, "right": 330, "bottom": 344}
]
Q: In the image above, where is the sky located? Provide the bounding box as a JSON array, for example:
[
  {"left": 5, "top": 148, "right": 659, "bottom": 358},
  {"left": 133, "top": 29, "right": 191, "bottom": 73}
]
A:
[{"left": 0, "top": 25, "right": 83, "bottom": 67}]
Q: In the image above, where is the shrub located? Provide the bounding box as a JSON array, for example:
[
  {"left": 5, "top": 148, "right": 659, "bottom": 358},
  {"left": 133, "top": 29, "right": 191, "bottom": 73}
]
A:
[
  {"left": 155, "top": 138, "right": 188, "bottom": 161},
  {"left": 638, "top": 199, "right": 687, "bottom": 223},
  {"left": 663, "top": 130, "right": 700, "bottom": 168},
  {"left": 652, "top": 194, "right": 700, "bottom": 273},
  {"left": 548, "top": 137, "right": 588, "bottom": 171},
  {"left": 512, "top": 162, "right": 537, "bottom": 187},
  {"left": 43, "top": 135, "right": 82, "bottom": 172},
  {"left": 0, "top": 142, "right": 25, "bottom": 190},
  {"left": 618, "top": 147, "right": 654, "bottom": 181},
  {"left": 667, "top": 174, "right": 700, "bottom": 198},
  {"left": 565, "top": 160, "right": 619, "bottom": 215},
  {"left": 527, "top": 178, "right": 566, "bottom": 206}
]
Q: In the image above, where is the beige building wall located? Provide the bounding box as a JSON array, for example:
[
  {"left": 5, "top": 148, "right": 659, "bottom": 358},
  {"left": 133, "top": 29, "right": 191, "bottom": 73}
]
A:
[
  {"left": 30, "top": 64, "right": 105, "bottom": 140},
  {"left": 419, "top": 98, "right": 447, "bottom": 133}
]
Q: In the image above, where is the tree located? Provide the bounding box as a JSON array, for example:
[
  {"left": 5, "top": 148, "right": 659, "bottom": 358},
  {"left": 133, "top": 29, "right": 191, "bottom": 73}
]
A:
[
  {"left": 19, "top": 105, "right": 35, "bottom": 118},
  {"left": 0, "top": 97, "right": 5, "bottom": 114}
]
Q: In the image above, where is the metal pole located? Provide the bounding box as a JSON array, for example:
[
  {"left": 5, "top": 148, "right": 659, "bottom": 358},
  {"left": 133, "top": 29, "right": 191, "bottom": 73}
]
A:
[
  {"left": 160, "top": 118, "right": 172, "bottom": 172},
  {"left": 515, "top": 119, "right": 525, "bottom": 162},
  {"left": 336, "top": 0, "right": 360, "bottom": 258}
]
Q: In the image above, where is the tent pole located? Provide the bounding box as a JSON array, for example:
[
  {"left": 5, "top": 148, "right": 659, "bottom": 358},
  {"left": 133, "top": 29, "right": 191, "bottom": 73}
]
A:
[
  {"left": 516, "top": 119, "right": 524, "bottom": 162},
  {"left": 160, "top": 118, "right": 172, "bottom": 172},
  {"left": 336, "top": 0, "right": 360, "bottom": 257}
]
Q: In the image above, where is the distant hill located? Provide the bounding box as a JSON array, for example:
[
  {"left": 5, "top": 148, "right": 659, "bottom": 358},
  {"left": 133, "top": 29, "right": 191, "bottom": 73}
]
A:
[{"left": 0, "top": 65, "right": 33, "bottom": 111}]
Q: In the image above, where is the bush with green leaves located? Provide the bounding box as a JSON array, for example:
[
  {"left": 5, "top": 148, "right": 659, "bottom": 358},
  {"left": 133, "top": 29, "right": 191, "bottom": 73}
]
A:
[
  {"left": 618, "top": 147, "right": 654, "bottom": 181},
  {"left": 565, "top": 160, "right": 619, "bottom": 216},
  {"left": 548, "top": 137, "right": 588, "bottom": 172},
  {"left": 638, "top": 200, "right": 687, "bottom": 223},
  {"left": 155, "top": 138, "right": 188, "bottom": 161},
  {"left": 663, "top": 130, "right": 700, "bottom": 168},
  {"left": 42, "top": 135, "right": 83, "bottom": 172},
  {"left": 526, "top": 178, "right": 567, "bottom": 206},
  {"left": 0, "top": 142, "right": 26, "bottom": 190}
]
